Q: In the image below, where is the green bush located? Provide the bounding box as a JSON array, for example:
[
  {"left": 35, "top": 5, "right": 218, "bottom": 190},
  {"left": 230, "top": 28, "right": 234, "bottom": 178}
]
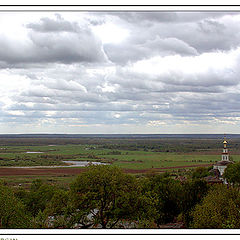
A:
[
  {"left": 0, "top": 184, "right": 32, "bottom": 228},
  {"left": 191, "top": 185, "right": 240, "bottom": 228}
]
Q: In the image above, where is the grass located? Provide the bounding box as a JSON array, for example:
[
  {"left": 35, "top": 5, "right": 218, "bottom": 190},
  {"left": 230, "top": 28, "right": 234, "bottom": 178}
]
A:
[
  {"left": 0, "top": 175, "right": 75, "bottom": 189},
  {"left": 107, "top": 153, "right": 216, "bottom": 169},
  {"left": 0, "top": 141, "right": 239, "bottom": 188},
  {"left": 0, "top": 144, "right": 239, "bottom": 169}
]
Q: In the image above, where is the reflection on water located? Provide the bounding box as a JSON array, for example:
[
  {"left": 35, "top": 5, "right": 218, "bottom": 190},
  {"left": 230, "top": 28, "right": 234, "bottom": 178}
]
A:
[{"left": 26, "top": 152, "right": 44, "bottom": 153}]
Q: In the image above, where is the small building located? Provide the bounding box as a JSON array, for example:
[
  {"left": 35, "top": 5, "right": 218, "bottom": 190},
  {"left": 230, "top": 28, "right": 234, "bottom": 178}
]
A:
[
  {"left": 204, "top": 175, "right": 223, "bottom": 184},
  {"left": 213, "top": 160, "right": 232, "bottom": 177}
]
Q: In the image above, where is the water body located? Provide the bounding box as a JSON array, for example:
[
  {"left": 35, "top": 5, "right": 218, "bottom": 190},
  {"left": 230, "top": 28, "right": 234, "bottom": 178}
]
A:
[
  {"left": 26, "top": 151, "right": 44, "bottom": 153},
  {"left": 62, "top": 161, "right": 108, "bottom": 167}
]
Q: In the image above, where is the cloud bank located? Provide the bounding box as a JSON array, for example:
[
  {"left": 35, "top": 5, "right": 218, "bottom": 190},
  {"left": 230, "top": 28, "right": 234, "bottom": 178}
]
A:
[{"left": 0, "top": 12, "right": 239, "bottom": 133}]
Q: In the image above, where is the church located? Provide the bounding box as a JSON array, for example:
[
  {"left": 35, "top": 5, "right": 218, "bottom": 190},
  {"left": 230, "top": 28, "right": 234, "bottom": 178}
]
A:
[{"left": 212, "top": 137, "right": 234, "bottom": 184}]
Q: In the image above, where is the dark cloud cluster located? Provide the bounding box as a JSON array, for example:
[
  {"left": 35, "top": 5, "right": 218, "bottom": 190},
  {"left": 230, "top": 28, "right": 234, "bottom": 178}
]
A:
[
  {"left": 26, "top": 14, "right": 80, "bottom": 33},
  {"left": 0, "top": 15, "right": 107, "bottom": 67}
]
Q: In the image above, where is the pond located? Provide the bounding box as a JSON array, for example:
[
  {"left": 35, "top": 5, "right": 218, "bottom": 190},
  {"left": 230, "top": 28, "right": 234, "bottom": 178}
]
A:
[
  {"left": 62, "top": 161, "right": 108, "bottom": 167},
  {"left": 26, "top": 151, "right": 44, "bottom": 153}
]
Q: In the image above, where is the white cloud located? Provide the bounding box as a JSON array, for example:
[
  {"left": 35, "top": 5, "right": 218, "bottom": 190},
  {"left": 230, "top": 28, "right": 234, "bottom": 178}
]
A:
[
  {"left": 0, "top": 12, "right": 240, "bottom": 133},
  {"left": 92, "top": 22, "right": 129, "bottom": 44}
]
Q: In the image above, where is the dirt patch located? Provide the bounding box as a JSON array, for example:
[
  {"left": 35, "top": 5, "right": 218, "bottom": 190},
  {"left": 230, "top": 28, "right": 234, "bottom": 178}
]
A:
[
  {"left": 0, "top": 167, "right": 86, "bottom": 176},
  {"left": 0, "top": 163, "right": 213, "bottom": 176}
]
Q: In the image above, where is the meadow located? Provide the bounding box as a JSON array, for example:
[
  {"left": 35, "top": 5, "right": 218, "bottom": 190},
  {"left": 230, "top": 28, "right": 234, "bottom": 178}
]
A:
[
  {"left": 0, "top": 138, "right": 239, "bottom": 169},
  {"left": 0, "top": 143, "right": 226, "bottom": 169},
  {"left": 0, "top": 136, "right": 239, "bottom": 187}
]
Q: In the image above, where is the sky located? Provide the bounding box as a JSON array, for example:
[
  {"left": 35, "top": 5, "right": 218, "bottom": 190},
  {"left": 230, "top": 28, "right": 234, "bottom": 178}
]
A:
[{"left": 1, "top": 11, "right": 240, "bottom": 134}]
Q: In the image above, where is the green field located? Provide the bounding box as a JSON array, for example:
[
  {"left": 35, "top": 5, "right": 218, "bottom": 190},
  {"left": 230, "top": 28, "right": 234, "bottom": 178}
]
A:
[
  {"left": 0, "top": 143, "right": 239, "bottom": 170},
  {"left": 0, "top": 137, "right": 239, "bottom": 188}
]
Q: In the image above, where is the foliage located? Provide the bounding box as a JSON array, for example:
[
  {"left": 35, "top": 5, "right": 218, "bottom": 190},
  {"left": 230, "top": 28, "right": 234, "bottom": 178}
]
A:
[
  {"left": 141, "top": 174, "right": 183, "bottom": 226},
  {"left": 140, "top": 174, "right": 210, "bottom": 227},
  {"left": 0, "top": 164, "right": 239, "bottom": 229},
  {"left": 45, "top": 189, "right": 70, "bottom": 216},
  {"left": 223, "top": 162, "right": 240, "bottom": 185},
  {"left": 0, "top": 184, "right": 32, "bottom": 228},
  {"left": 191, "top": 185, "right": 240, "bottom": 228},
  {"left": 70, "top": 165, "right": 143, "bottom": 228},
  {"left": 32, "top": 210, "right": 49, "bottom": 228},
  {"left": 192, "top": 167, "right": 209, "bottom": 179},
  {"left": 24, "top": 179, "right": 57, "bottom": 217},
  {"left": 179, "top": 179, "right": 209, "bottom": 226}
]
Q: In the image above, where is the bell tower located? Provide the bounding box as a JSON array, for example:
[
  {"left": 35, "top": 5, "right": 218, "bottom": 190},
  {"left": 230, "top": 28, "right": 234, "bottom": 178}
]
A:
[{"left": 222, "top": 135, "right": 229, "bottom": 161}]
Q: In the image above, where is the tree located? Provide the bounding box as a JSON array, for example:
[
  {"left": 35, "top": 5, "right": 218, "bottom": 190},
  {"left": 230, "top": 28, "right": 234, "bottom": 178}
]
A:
[
  {"left": 141, "top": 174, "right": 209, "bottom": 227},
  {"left": 141, "top": 174, "right": 183, "bottom": 227},
  {"left": 0, "top": 184, "right": 32, "bottom": 228},
  {"left": 70, "top": 165, "right": 142, "bottom": 228},
  {"left": 191, "top": 185, "right": 240, "bottom": 228},
  {"left": 43, "top": 189, "right": 71, "bottom": 229},
  {"left": 191, "top": 167, "right": 209, "bottom": 179},
  {"left": 45, "top": 189, "right": 69, "bottom": 216},
  {"left": 223, "top": 162, "right": 240, "bottom": 185},
  {"left": 25, "top": 179, "right": 57, "bottom": 217},
  {"left": 179, "top": 179, "right": 209, "bottom": 226}
]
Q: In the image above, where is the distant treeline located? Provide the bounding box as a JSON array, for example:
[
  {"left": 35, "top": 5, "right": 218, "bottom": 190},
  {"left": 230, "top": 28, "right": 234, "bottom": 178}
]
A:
[
  {"left": 1, "top": 134, "right": 240, "bottom": 139},
  {"left": 0, "top": 137, "right": 239, "bottom": 153}
]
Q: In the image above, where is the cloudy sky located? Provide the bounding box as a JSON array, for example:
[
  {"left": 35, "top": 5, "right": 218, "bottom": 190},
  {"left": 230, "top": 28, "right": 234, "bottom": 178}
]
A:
[{"left": 1, "top": 11, "right": 240, "bottom": 134}]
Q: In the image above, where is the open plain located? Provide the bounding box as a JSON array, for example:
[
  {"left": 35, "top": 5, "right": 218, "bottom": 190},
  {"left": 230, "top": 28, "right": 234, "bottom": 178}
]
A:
[{"left": 0, "top": 134, "right": 239, "bottom": 186}]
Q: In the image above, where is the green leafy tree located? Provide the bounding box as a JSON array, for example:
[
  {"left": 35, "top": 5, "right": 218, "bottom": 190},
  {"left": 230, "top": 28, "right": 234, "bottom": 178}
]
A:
[
  {"left": 0, "top": 184, "right": 32, "bottom": 228},
  {"left": 70, "top": 165, "right": 143, "bottom": 228},
  {"left": 45, "top": 189, "right": 70, "bottom": 216},
  {"left": 32, "top": 210, "right": 49, "bottom": 228},
  {"left": 25, "top": 180, "right": 57, "bottom": 217},
  {"left": 30, "top": 179, "right": 43, "bottom": 191},
  {"left": 223, "top": 162, "right": 240, "bottom": 185},
  {"left": 179, "top": 179, "right": 209, "bottom": 226},
  {"left": 43, "top": 189, "right": 71, "bottom": 229},
  {"left": 141, "top": 175, "right": 209, "bottom": 228},
  {"left": 142, "top": 174, "right": 183, "bottom": 227},
  {"left": 192, "top": 167, "right": 209, "bottom": 179},
  {"left": 191, "top": 185, "right": 240, "bottom": 228}
]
